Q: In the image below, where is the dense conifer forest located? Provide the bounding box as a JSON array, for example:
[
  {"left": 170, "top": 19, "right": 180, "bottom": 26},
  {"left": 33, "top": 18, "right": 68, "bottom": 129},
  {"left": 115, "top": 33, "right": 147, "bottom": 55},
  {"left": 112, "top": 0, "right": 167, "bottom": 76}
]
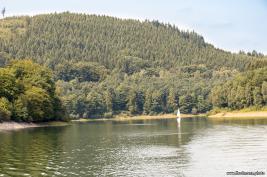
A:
[{"left": 0, "top": 12, "right": 267, "bottom": 121}]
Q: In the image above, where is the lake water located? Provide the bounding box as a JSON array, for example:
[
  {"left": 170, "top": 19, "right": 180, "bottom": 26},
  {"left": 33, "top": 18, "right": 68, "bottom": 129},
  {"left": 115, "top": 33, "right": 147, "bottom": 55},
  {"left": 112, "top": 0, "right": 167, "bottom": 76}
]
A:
[{"left": 1, "top": 118, "right": 267, "bottom": 177}]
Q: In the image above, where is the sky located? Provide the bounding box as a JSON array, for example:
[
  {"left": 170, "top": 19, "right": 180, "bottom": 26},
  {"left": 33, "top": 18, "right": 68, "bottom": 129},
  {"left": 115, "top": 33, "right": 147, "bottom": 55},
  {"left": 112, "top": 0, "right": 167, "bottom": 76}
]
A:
[{"left": 1, "top": 0, "right": 267, "bottom": 54}]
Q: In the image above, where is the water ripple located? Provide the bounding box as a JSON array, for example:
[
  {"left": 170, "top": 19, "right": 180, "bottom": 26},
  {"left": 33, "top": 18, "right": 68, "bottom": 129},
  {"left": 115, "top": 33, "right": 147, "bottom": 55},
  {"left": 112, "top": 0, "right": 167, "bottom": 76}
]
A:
[{"left": 0, "top": 119, "right": 267, "bottom": 176}]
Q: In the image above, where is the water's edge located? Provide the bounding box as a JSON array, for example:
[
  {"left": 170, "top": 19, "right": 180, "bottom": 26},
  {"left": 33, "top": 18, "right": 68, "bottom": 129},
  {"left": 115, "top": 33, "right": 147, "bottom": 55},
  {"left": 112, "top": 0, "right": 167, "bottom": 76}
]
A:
[
  {"left": 209, "top": 111, "right": 267, "bottom": 118},
  {"left": 0, "top": 121, "right": 69, "bottom": 131}
]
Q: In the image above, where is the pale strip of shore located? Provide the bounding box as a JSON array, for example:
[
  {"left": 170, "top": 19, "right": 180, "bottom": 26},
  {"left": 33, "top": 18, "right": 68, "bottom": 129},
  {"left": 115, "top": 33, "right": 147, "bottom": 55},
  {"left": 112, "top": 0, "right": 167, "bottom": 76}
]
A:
[
  {"left": 209, "top": 111, "right": 267, "bottom": 118},
  {"left": 0, "top": 121, "right": 69, "bottom": 131},
  {"left": 0, "top": 114, "right": 203, "bottom": 131},
  {"left": 72, "top": 113, "right": 204, "bottom": 122},
  {"left": 0, "top": 122, "right": 43, "bottom": 131}
]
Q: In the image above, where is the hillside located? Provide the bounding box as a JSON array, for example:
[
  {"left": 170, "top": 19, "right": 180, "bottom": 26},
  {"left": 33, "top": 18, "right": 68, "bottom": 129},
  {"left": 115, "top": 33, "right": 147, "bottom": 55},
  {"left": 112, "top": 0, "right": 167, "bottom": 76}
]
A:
[
  {"left": 211, "top": 67, "right": 267, "bottom": 110},
  {"left": 1, "top": 12, "right": 267, "bottom": 119}
]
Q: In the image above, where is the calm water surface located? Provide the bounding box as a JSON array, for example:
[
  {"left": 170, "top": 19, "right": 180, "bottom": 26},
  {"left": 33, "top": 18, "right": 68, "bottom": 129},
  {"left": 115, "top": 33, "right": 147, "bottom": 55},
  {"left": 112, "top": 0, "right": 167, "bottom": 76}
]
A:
[{"left": 1, "top": 118, "right": 267, "bottom": 177}]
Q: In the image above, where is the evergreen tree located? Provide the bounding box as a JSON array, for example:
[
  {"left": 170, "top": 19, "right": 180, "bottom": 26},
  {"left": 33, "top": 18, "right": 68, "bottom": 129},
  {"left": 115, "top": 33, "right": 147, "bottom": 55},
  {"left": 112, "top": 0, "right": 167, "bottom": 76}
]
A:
[
  {"left": 253, "top": 87, "right": 263, "bottom": 107},
  {"left": 261, "top": 81, "right": 267, "bottom": 104},
  {"left": 167, "top": 88, "right": 178, "bottom": 113},
  {"left": 179, "top": 95, "right": 194, "bottom": 114}
]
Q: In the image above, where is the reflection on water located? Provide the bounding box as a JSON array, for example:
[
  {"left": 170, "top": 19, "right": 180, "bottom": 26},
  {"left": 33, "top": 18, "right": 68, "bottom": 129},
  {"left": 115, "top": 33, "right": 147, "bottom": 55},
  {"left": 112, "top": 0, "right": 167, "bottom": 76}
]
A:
[{"left": 0, "top": 118, "right": 267, "bottom": 176}]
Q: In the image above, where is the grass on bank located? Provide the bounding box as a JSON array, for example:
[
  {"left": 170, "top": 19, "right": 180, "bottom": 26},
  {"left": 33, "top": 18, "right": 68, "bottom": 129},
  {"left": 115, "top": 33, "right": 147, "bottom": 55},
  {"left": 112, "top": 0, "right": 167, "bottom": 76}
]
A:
[
  {"left": 208, "top": 106, "right": 267, "bottom": 115},
  {"left": 208, "top": 106, "right": 267, "bottom": 119}
]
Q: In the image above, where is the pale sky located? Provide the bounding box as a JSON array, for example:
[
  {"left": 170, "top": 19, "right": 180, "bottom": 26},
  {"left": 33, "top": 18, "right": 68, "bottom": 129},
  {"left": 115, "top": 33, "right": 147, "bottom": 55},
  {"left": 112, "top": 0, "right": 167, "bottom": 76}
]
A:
[{"left": 1, "top": 0, "right": 267, "bottom": 54}]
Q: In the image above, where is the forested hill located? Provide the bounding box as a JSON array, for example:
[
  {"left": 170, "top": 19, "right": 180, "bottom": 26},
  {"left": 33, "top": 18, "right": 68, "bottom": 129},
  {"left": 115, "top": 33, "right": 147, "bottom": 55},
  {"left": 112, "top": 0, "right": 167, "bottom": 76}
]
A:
[
  {"left": 0, "top": 12, "right": 267, "bottom": 119},
  {"left": 0, "top": 13, "right": 266, "bottom": 70}
]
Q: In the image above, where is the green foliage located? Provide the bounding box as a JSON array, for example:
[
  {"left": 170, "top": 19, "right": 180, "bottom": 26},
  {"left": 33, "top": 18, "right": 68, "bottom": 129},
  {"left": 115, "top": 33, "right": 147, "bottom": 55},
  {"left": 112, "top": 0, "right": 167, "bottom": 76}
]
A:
[
  {"left": 1, "top": 13, "right": 267, "bottom": 118},
  {"left": 24, "top": 87, "right": 53, "bottom": 122},
  {"left": 55, "top": 61, "right": 108, "bottom": 82},
  {"left": 179, "top": 95, "right": 194, "bottom": 114},
  {"left": 0, "top": 52, "right": 11, "bottom": 67},
  {"left": 197, "top": 95, "right": 211, "bottom": 113},
  {"left": 86, "top": 91, "right": 106, "bottom": 118},
  {"left": 261, "top": 81, "right": 267, "bottom": 103},
  {"left": 13, "top": 95, "right": 29, "bottom": 122},
  {"left": 117, "top": 56, "right": 150, "bottom": 75},
  {"left": 211, "top": 68, "right": 267, "bottom": 110},
  {"left": 0, "top": 68, "right": 18, "bottom": 101},
  {"left": 0, "top": 97, "right": 12, "bottom": 121},
  {"left": 1, "top": 13, "right": 266, "bottom": 72},
  {"left": 150, "top": 90, "right": 164, "bottom": 114},
  {"left": 253, "top": 87, "right": 263, "bottom": 107},
  {"left": 0, "top": 60, "right": 65, "bottom": 122},
  {"left": 167, "top": 88, "right": 178, "bottom": 113}
]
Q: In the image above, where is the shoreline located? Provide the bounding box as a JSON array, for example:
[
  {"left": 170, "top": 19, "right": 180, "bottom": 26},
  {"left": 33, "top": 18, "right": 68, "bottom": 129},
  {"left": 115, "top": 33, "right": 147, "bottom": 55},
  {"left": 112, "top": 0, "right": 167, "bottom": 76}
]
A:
[
  {"left": 0, "top": 114, "right": 201, "bottom": 131},
  {"left": 0, "top": 122, "right": 44, "bottom": 131},
  {"left": 2, "top": 111, "right": 267, "bottom": 131},
  {"left": 0, "top": 121, "right": 69, "bottom": 131},
  {"left": 72, "top": 113, "right": 205, "bottom": 122},
  {"left": 208, "top": 111, "right": 267, "bottom": 119},
  {"left": 4, "top": 111, "right": 267, "bottom": 131}
]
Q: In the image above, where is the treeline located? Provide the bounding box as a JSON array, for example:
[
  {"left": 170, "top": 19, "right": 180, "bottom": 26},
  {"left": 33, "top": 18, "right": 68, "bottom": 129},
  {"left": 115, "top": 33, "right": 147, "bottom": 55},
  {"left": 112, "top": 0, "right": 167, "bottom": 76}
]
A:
[
  {"left": 211, "top": 67, "right": 267, "bottom": 109},
  {"left": 0, "top": 13, "right": 267, "bottom": 119},
  {"left": 56, "top": 67, "right": 214, "bottom": 118},
  {"left": 0, "top": 60, "right": 65, "bottom": 122}
]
